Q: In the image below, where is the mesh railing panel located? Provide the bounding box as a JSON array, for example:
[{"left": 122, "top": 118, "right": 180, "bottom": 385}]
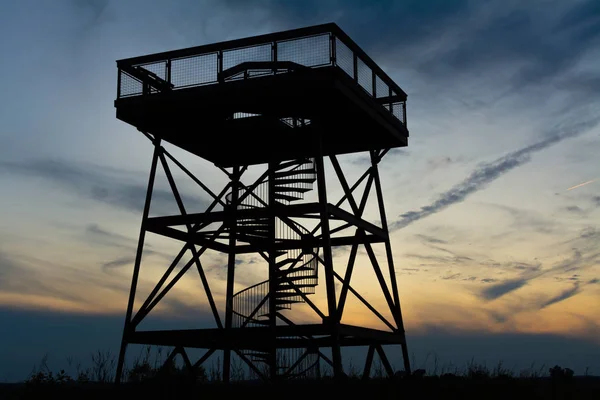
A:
[
  {"left": 375, "top": 74, "right": 389, "bottom": 98},
  {"left": 392, "top": 102, "right": 405, "bottom": 124},
  {"left": 171, "top": 53, "right": 218, "bottom": 88},
  {"left": 120, "top": 72, "right": 143, "bottom": 97},
  {"left": 277, "top": 34, "right": 330, "bottom": 67},
  {"left": 223, "top": 44, "right": 272, "bottom": 71},
  {"left": 139, "top": 61, "right": 167, "bottom": 80},
  {"left": 335, "top": 37, "right": 353, "bottom": 78},
  {"left": 356, "top": 57, "right": 372, "bottom": 95},
  {"left": 117, "top": 29, "right": 405, "bottom": 124}
]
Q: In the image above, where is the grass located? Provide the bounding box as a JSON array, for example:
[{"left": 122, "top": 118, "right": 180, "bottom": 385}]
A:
[{"left": 1, "top": 348, "right": 598, "bottom": 399}]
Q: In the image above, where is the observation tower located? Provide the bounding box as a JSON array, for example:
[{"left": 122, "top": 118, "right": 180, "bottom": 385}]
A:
[{"left": 114, "top": 23, "right": 411, "bottom": 383}]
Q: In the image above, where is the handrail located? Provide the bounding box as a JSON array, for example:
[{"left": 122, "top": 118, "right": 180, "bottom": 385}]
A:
[
  {"left": 117, "top": 23, "right": 339, "bottom": 66},
  {"left": 116, "top": 22, "right": 407, "bottom": 113},
  {"left": 219, "top": 61, "right": 309, "bottom": 81}
]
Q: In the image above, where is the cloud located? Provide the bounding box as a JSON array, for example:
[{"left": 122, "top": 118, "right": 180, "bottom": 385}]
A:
[
  {"left": 101, "top": 256, "right": 136, "bottom": 270},
  {"left": 481, "top": 203, "right": 559, "bottom": 234},
  {"left": 85, "top": 224, "right": 136, "bottom": 249},
  {"left": 565, "top": 205, "right": 586, "bottom": 215},
  {"left": 415, "top": 234, "right": 448, "bottom": 245},
  {"left": 222, "top": 0, "right": 473, "bottom": 53},
  {"left": 413, "top": 1, "right": 600, "bottom": 92},
  {"left": 478, "top": 243, "right": 600, "bottom": 303},
  {"left": 538, "top": 283, "right": 582, "bottom": 309},
  {"left": 480, "top": 277, "right": 529, "bottom": 301},
  {"left": 592, "top": 196, "right": 600, "bottom": 207},
  {"left": 442, "top": 273, "right": 461, "bottom": 281},
  {"left": 481, "top": 278, "right": 498, "bottom": 284},
  {"left": 391, "top": 117, "right": 600, "bottom": 231},
  {"left": 0, "top": 249, "right": 96, "bottom": 304},
  {"left": 0, "top": 158, "right": 209, "bottom": 215}
]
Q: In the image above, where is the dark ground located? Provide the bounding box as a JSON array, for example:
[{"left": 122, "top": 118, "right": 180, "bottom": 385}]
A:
[{"left": 2, "top": 377, "right": 600, "bottom": 400}]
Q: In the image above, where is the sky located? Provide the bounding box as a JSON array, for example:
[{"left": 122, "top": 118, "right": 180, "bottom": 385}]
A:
[{"left": 1, "top": 0, "right": 600, "bottom": 382}]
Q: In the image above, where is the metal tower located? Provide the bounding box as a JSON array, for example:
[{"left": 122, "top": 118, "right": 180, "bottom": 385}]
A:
[{"left": 113, "top": 23, "right": 410, "bottom": 383}]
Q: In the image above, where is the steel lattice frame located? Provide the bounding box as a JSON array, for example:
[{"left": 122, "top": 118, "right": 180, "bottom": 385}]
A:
[{"left": 114, "top": 130, "right": 411, "bottom": 383}]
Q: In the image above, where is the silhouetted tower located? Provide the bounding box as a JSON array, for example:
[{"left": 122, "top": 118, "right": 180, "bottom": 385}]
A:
[{"left": 114, "top": 23, "right": 410, "bottom": 383}]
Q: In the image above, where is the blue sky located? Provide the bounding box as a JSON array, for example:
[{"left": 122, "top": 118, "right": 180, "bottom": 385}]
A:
[{"left": 0, "top": 0, "right": 599, "bottom": 381}]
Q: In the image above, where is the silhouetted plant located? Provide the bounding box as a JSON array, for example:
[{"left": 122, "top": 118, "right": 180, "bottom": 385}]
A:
[
  {"left": 91, "top": 350, "right": 116, "bottom": 383},
  {"left": 492, "top": 361, "right": 514, "bottom": 379},
  {"left": 549, "top": 365, "right": 574, "bottom": 380},
  {"left": 412, "top": 368, "right": 426, "bottom": 378},
  {"left": 466, "top": 358, "right": 490, "bottom": 380}
]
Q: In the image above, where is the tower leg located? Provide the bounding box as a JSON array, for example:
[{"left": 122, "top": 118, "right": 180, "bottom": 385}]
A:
[
  {"left": 223, "top": 166, "right": 240, "bottom": 383},
  {"left": 314, "top": 148, "right": 343, "bottom": 379},
  {"left": 370, "top": 150, "right": 411, "bottom": 374},
  {"left": 267, "top": 161, "right": 277, "bottom": 382},
  {"left": 115, "top": 138, "right": 161, "bottom": 384}
]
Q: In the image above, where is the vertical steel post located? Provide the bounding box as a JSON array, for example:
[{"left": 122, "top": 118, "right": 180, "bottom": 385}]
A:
[
  {"left": 116, "top": 67, "right": 121, "bottom": 99},
  {"left": 115, "top": 137, "right": 161, "bottom": 384},
  {"left": 268, "top": 161, "right": 278, "bottom": 381},
  {"left": 314, "top": 140, "right": 343, "bottom": 378},
  {"left": 223, "top": 166, "right": 239, "bottom": 382},
  {"left": 370, "top": 151, "right": 411, "bottom": 375}
]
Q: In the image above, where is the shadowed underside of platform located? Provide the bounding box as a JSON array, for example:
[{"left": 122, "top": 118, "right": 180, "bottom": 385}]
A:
[{"left": 115, "top": 67, "right": 407, "bottom": 167}]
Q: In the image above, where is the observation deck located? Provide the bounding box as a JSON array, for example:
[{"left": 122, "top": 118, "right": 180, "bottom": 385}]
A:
[{"left": 114, "top": 23, "right": 408, "bottom": 167}]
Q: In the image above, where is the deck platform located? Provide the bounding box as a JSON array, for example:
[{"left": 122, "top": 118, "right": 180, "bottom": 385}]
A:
[
  {"left": 115, "top": 23, "right": 408, "bottom": 166},
  {"left": 128, "top": 324, "right": 405, "bottom": 351}
]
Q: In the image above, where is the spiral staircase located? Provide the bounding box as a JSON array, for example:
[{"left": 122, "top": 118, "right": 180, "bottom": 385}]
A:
[{"left": 224, "top": 155, "right": 321, "bottom": 379}]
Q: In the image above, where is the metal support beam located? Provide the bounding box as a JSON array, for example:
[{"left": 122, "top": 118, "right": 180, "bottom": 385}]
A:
[
  {"left": 267, "top": 161, "right": 277, "bottom": 381},
  {"left": 362, "top": 345, "right": 375, "bottom": 380},
  {"left": 315, "top": 143, "right": 343, "bottom": 379},
  {"left": 115, "top": 138, "right": 161, "bottom": 384},
  {"left": 223, "top": 166, "right": 240, "bottom": 383},
  {"left": 375, "top": 344, "right": 395, "bottom": 377},
  {"left": 370, "top": 150, "right": 411, "bottom": 374}
]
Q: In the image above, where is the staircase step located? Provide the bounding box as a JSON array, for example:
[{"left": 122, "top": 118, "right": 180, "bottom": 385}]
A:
[
  {"left": 274, "top": 193, "right": 302, "bottom": 202},
  {"left": 275, "top": 258, "right": 297, "bottom": 268},
  {"left": 237, "top": 224, "right": 269, "bottom": 230},
  {"left": 278, "top": 283, "right": 318, "bottom": 288},
  {"left": 242, "top": 352, "right": 269, "bottom": 360},
  {"left": 272, "top": 178, "right": 316, "bottom": 184},
  {"left": 281, "top": 266, "right": 314, "bottom": 274},
  {"left": 275, "top": 299, "right": 303, "bottom": 305},
  {"left": 272, "top": 186, "right": 311, "bottom": 193},
  {"left": 276, "top": 267, "right": 314, "bottom": 277},
  {"left": 274, "top": 292, "right": 303, "bottom": 298},
  {"left": 279, "top": 275, "right": 317, "bottom": 283},
  {"left": 238, "top": 219, "right": 269, "bottom": 224},
  {"left": 237, "top": 228, "right": 269, "bottom": 235},
  {"left": 276, "top": 159, "right": 312, "bottom": 170},
  {"left": 237, "top": 223, "right": 269, "bottom": 228},
  {"left": 247, "top": 319, "right": 270, "bottom": 326},
  {"left": 237, "top": 233, "right": 269, "bottom": 241},
  {"left": 273, "top": 168, "right": 316, "bottom": 178}
]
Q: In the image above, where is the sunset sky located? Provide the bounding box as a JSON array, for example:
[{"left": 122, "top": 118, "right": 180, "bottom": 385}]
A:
[{"left": 1, "top": 0, "right": 599, "bottom": 381}]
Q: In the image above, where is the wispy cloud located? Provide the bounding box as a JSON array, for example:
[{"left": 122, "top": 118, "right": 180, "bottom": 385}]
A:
[
  {"left": 0, "top": 158, "right": 209, "bottom": 215},
  {"left": 538, "top": 283, "right": 582, "bottom": 309},
  {"left": 391, "top": 117, "right": 600, "bottom": 231},
  {"left": 101, "top": 256, "right": 136, "bottom": 271},
  {"left": 481, "top": 278, "right": 530, "bottom": 301},
  {"left": 415, "top": 234, "right": 448, "bottom": 245},
  {"left": 478, "top": 246, "right": 600, "bottom": 302}
]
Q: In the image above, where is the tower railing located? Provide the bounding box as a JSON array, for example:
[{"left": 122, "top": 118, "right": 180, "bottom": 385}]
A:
[{"left": 116, "top": 23, "right": 407, "bottom": 126}]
